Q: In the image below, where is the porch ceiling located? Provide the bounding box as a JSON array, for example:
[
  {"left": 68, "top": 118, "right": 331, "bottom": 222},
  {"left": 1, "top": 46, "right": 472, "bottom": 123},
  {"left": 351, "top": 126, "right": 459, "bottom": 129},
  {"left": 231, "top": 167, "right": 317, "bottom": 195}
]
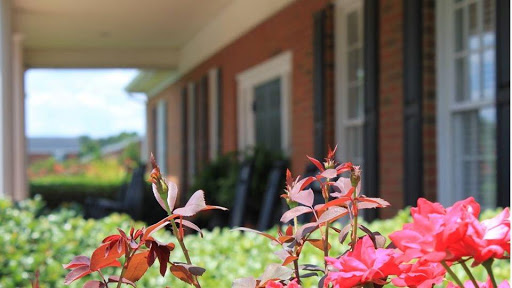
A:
[
  {"left": 14, "top": 0, "right": 233, "bottom": 68},
  {"left": 13, "top": 0, "right": 294, "bottom": 74}
]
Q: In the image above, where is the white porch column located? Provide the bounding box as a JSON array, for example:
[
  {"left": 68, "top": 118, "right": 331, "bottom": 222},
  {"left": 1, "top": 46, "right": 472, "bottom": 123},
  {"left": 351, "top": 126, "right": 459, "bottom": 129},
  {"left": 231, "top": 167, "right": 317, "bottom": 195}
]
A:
[
  {"left": 0, "top": 0, "right": 13, "bottom": 199},
  {"left": 0, "top": 0, "right": 27, "bottom": 200},
  {"left": 12, "top": 33, "right": 27, "bottom": 201}
]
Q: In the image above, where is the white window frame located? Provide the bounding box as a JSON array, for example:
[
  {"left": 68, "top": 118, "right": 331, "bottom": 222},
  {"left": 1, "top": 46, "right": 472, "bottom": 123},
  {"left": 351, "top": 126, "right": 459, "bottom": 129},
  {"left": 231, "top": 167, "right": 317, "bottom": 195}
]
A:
[
  {"left": 236, "top": 51, "right": 292, "bottom": 154},
  {"left": 334, "top": 0, "right": 365, "bottom": 163},
  {"left": 156, "top": 99, "right": 167, "bottom": 174},
  {"left": 436, "top": 0, "right": 496, "bottom": 206},
  {"left": 187, "top": 82, "right": 196, "bottom": 181},
  {"left": 208, "top": 68, "right": 220, "bottom": 160}
]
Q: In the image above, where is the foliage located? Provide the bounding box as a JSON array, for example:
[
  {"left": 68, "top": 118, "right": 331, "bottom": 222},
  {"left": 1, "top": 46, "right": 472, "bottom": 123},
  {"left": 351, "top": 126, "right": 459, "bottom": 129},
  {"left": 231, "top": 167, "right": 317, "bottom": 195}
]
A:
[
  {"left": 232, "top": 147, "right": 510, "bottom": 287},
  {"left": 0, "top": 197, "right": 508, "bottom": 287},
  {"left": 29, "top": 159, "right": 129, "bottom": 207},
  {"left": 189, "top": 146, "right": 286, "bottom": 225}
]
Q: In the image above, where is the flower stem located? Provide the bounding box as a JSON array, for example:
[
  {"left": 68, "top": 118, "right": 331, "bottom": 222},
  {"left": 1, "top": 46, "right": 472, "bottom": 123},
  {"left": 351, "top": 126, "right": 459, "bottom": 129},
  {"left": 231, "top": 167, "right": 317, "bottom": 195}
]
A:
[
  {"left": 483, "top": 259, "right": 498, "bottom": 288},
  {"left": 293, "top": 256, "right": 301, "bottom": 285},
  {"left": 116, "top": 250, "right": 134, "bottom": 288},
  {"left": 441, "top": 261, "right": 464, "bottom": 288},
  {"left": 170, "top": 219, "right": 201, "bottom": 288},
  {"left": 460, "top": 260, "right": 479, "bottom": 288}
]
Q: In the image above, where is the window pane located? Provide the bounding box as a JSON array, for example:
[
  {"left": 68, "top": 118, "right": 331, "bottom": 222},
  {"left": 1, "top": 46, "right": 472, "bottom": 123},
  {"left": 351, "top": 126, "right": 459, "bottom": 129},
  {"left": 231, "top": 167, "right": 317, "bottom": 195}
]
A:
[
  {"left": 482, "top": 49, "right": 495, "bottom": 99},
  {"left": 347, "top": 11, "right": 359, "bottom": 45},
  {"left": 468, "top": 2, "right": 480, "bottom": 50},
  {"left": 455, "top": 57, "right": 467, "bottom": 102},
  {"left": 454, "top": 8, "right": 465, "bottom": 52},
  {"left": 482, "top": 0, "right": 495, "bottom": 47},
  {"left": 348, "top": 49, "right": 360, "bottom": 82},
  {"left": 468, "top": 53, "right": 480, "bottom": 101},
  {"left": 347, "top": 126, "right": 363, "bottom": 165},
  {"left": 347, "top": 86, "right": 364, "bottom": 119},
  {"left": 453, "top": 107, "right": 496, "bottom": 210}
]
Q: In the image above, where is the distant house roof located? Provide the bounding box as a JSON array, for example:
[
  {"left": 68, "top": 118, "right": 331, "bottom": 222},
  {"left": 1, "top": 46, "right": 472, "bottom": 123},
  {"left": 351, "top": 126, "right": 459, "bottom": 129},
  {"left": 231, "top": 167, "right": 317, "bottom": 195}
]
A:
[
  {"left": 100, "top": 136, "right": 142, "bottom": 156},
  {"left": 27, "top": 137, "right": 81, "bottom": 158},
  {"left": 80, "top": 136, "right": 143, "bottom": 163}
]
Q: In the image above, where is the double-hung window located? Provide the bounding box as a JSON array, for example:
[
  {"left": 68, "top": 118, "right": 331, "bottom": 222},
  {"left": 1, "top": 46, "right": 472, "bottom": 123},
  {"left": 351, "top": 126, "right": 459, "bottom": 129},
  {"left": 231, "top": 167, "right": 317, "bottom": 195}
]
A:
[
  {"left": 437, "top": 0, "right": 496, "bottom": 209},
  {"left": 335, "top": 0, "right": 364, "bottom": 166}
]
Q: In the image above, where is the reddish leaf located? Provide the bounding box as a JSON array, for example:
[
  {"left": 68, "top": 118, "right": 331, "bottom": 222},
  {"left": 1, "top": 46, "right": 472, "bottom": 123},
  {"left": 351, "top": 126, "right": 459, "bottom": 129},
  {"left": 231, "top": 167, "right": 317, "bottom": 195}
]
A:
[
  {"left": 82, "top": 280, "right": 106, "bottom": 288},
  {"left": 338, "top": 224, "right": 352, "bottom": 244},
  {"left": 63, "top": 256, "right": 90, "bottom": 269},
  {"left": 259, "top": 263, "right": 293, "bottom": 285},
  {"left": 306, "top": 155, "right": 324, "bottom": 171},
  {"left": 294, "top": 222, "right": 319, "bottom": 241},
  {"left": 124, "top": 251, "right": 150, "bottom": 282},
  {"left": 90, "top": 243, "right": 123, "bottom": 271},
  {"left": 286, "top": 169, "right": 293, "bottom": 185},
  {"left": 178, "top": 219, "right": 203, "bottom": 237},
  {"left": 64, "top": 266, "right": 92, "bottom": 285},
  {"left": 170, "top": 264, "right": 196, "bottom": 285},
  {"left": 277, "top": 235, "right": 294, "bottom": 243},
  {"left": 174, "top": 263, "right": 206, "bottom": 276},
  {"left": 336, "top": 162, "right": 353, "bottom": 174},
  {"left": 233, "top": 227, "right": 278, "bottom": 243},
  {"left": 232, "top": 277, "right": 257, "bottom": 288},
  {"left": 143, "top": 215, "right": 178, "bottom": 240},
  {"left": 307, "top": 239, "right": 331, "bottom": 251},
  {"left": 102, "top": 235, "right": 121, "bottom": 244},
  {"left": 173, "top": 190, "right": 206, "bottom": 216},
  {"left": 290, "top": 188, "right": 314, "bottom": 207},
  {"left": 357, "top": 197, "right": 390, "bottom": 208},
  {"left": 152, "top": 183, "right": 167, "bottom": 211},
  {"left": 316, "top": 197, "right": 351, "bottom": 213},
  {"left": 167, "top": 181, "right": 178, "bottom": 212},
  {"left": 285, "top": 225, "right": 293, "bottom": 236},
  {"left": 280, "top": 206, "right": 313, "bottom": 223},
  {"left": 281, "top": 255, "right": 298, "bottom": 266},
  {"left": 317, "top": 206, "right": 348, "bottom": 223},
  {"left": 107, "top": 276, "right": 136, "bottom": 287},
  {"left": 320, "top": 169, "right": 337, "bottom": 179}
]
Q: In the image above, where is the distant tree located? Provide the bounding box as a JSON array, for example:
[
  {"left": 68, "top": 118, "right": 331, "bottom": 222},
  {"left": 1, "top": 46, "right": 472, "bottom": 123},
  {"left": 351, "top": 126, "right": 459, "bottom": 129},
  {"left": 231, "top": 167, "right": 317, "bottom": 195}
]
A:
[{"left": 78, "top": 136, "right": 101, "bottom": 159}]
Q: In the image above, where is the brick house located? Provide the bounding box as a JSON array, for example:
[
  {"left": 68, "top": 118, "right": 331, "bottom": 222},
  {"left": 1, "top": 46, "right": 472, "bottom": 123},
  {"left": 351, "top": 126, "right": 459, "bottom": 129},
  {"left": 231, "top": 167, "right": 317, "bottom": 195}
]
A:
[{"left": 126, "top": 0, "right": 509, "bottom": 218}]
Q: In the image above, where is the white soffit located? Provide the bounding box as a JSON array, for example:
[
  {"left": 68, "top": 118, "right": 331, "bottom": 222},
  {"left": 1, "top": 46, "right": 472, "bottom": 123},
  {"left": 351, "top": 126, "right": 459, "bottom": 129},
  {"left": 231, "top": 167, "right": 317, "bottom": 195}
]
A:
[{"left": 179, "top": 0, "right": 294, "bottom": 75}]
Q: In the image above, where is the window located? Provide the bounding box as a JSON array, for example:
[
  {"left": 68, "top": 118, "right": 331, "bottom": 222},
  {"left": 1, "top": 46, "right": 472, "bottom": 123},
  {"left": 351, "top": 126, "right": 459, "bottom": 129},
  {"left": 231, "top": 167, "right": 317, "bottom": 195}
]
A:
[
  {"left": 236, "top": 51, "right": 292, "bottom": 154},
  {"left": 335, "top": 0, "right": 364, "bottom": 165},
  {"left": 437, "top": 0, "right": 496, "bottom": 209}
]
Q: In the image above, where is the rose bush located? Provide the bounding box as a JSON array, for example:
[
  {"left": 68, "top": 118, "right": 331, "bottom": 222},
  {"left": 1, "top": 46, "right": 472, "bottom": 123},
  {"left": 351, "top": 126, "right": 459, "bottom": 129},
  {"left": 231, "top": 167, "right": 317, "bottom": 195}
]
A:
[{"left": 57, "top": 149, "right": 510, "bottom": 287}]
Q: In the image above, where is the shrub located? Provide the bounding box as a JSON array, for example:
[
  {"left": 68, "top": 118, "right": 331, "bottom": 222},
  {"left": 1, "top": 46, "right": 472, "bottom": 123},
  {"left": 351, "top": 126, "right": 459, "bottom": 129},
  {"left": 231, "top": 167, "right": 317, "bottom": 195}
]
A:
[
  {"left": 1, "top": 197, "right": 508, "bottom": 287},
  {"left": 189, "top": 146, "right": 287, "bottom": 226}
]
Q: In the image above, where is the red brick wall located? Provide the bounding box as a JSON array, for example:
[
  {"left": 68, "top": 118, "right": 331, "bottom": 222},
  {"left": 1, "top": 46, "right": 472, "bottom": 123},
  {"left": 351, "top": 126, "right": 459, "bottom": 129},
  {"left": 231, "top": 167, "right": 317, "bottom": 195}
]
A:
[
  {"left": 170, "top": 0, "right": 332, "bottom": 175},
  {"left": 379, "top": 0, "right": 404, "bottom": 218}
]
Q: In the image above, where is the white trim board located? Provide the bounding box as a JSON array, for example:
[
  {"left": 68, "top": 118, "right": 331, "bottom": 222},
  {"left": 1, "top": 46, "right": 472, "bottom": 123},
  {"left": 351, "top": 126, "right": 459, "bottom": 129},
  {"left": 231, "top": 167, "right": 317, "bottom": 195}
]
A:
[{"left": 236, "top": 51, "right": 292, "bottom": 154}]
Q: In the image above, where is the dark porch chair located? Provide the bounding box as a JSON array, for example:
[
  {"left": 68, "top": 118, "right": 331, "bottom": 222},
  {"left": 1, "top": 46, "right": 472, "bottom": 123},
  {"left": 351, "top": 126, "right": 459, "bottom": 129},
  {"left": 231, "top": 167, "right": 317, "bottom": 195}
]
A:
[{"left": 84, "top": 164, "right": 146, "bottom": 220}]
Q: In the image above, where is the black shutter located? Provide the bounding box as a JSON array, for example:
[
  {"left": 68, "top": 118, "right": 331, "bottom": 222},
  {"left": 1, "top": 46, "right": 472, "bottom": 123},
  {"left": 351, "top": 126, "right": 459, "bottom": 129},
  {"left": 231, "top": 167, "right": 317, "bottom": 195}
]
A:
[
  {"left": 217, "top": 68, "right": 223, "bottom": 155},
  {"left": 403, "top": 0, "right": 423, "bottom": 207},
  {"left": 201, "top": 75, "right": 209, "bottom": 167},
  {"left": 496, "top": 0, "right": 510, "bottom": 207},
  {"left": 313, "top": 9, "right": 326, "bottom": 159},
  {"left": 363, "top": 0, "right": 379, "bottom": 221},
  {"left": 151, "top": 106, "right": 157, "bottom": 158},
  {"left": 181, "top": 87, "right": 188, "bottom": 194}
]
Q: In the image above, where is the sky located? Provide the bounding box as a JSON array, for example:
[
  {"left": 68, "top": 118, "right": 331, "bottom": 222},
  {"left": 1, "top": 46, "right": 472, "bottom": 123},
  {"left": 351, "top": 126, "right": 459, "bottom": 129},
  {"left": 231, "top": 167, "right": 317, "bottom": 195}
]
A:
[{"left": 25, "top": 69, "right": 145, "bottom": 139}]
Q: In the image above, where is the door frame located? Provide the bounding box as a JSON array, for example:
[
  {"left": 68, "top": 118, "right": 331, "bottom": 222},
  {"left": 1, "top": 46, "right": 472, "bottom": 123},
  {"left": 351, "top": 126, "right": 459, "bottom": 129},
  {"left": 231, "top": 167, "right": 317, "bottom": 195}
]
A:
[{"left": 236, "top": 51, "right": 292, "bottom": 154}]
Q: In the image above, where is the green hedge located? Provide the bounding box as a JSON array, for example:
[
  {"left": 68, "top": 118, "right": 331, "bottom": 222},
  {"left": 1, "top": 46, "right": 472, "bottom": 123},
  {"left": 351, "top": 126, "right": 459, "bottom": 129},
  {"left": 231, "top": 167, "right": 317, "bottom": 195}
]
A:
[
  {"left": 0, "top": 197, "right": 508, "bottom": 287},
  {"left": 29, "top": 181, "right": 123, "bottom": 208}
]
